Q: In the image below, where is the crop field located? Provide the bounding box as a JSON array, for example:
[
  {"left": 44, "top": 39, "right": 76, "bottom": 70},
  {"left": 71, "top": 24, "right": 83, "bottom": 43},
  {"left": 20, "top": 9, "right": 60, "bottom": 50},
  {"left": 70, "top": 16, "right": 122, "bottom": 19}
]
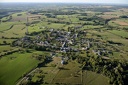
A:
[
  {"left": 114, "top": 21, "right": 128, "bottom": 26},
  {"left": 98, "top": 15, "right": 119, "bottom": 19},
  {"left": 113, "top": 19, "right": 128, "bottom": 26}
]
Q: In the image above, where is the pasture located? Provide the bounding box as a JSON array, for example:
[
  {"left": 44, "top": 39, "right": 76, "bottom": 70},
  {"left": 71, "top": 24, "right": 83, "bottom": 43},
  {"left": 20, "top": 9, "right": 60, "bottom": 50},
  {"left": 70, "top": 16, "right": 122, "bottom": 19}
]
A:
[
  {"left": 88, "top": 30, "right": 128, "bottom": 60},
  {"left": 108, "top": 30, "right": 128, "bottom": 38},
  {"left": 0, "top": 39, "right": 16, "bottom": 44},
  {"left": 83, "top": 71, "right": 109, "bottom": 85},
  {"left": 0, "top": 22, "right": 16, "bottom": 31},
  {"left": 0, "top": 52, "right": 39, "bottom": 85},
  {"left": 31, "top": 59, "right": 109, "bottom": 85},
  {"left": 10, "top": 12, "right": 27, "bottom": 22},
  {"left": 0, "top": 24, "right": 26, "bottom": 38},
  {"left": 0, "top": 45, "right": 15, "bottom": 52}
]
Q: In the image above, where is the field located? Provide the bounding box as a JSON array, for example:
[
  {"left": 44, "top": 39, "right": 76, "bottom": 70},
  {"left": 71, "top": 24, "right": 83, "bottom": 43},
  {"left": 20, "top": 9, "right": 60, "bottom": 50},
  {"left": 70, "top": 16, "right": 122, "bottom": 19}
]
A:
[
  {"left": 0, "top": 24, "right": 26, "bottom": 38},
  {"left": 0, "top": 52, "right": 39, "bottom": 85},
  {"left": 30, "top": 58, "right": 109, "bottom": 85},
  {"left": 0, "top": 22, "right": 16, "bottom": 31},
  {"left": 89, "top": 30, "right": 128, "bottom": 60},
  {"left": 108, "top": 30, "right": 128, "bottom": 38},
  {"left": 114, "top": 21, "right": 128, "bottom": 26},
  {"left": 0, "top": 45, "right": 15, "bottom": 52},
  {"left": 10, "top": 12, "right": 27, "bottom": 22},
  {"left": 83, "top": 71, "right": 109, "bottom": 85},
  {"left": 98, "top": 15, "right": 119, "bottom": 19},
  {"left": 109, "top": 19, "right": 128, "bottom": 26},
  {"left": 0, "top": 39, "right": 16, "bottom": 44}
]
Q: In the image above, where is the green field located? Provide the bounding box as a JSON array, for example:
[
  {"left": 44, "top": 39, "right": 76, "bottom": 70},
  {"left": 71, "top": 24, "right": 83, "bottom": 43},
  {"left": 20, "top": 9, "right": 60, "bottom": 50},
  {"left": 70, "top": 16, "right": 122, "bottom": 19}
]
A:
[
  {"left": 0, "top": 22, "right": 16, "bottom": 31},
  {"left": 0, "top": 52, "right": 39, "bottom": 85},
  {"left": 0, "top": 24, "right": 26, "bottom": 38},
  {"left": 52, "top": 61, "right": 81, "bottom": 84},
  {"left": 109, "top": 30, "right": 128, "bottom": 38},
  {"left": 89, "top": 30, "right": 128, "bottom": 60},
  {"left": 31, "top": 60, "right": 109, "bottom": 85},
  {"left": 10, "top": 12, "right": 27, "bottom": 22},
  {"left": 0, "top": 45, "right": 15, "bottom": 52},
  {"left": 83, "top": 71, "right": 109, "bottom": 85},
  {"left": 0, "top": 39, "right": 16, "bottom": 44}
]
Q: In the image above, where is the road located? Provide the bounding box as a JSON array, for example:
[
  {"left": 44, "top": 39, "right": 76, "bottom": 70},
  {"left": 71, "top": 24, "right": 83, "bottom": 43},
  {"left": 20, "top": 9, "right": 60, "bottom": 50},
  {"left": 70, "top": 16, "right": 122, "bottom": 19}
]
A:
[{"left": 16, "top": 68, "right": 39, "bottom": 85}]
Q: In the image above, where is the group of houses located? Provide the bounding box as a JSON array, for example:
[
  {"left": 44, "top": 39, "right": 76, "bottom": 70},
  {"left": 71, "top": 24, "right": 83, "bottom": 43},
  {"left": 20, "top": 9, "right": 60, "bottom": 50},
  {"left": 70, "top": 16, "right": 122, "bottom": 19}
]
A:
[{"left": 14, "top": 28, "right": 113, "bottom": 64}]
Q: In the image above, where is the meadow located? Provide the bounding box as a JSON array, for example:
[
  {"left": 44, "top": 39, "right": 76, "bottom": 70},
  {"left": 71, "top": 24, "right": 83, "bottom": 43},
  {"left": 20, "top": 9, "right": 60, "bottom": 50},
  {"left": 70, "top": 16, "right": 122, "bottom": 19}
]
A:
[
  {"left": 108, "top": 30, "right": 128, "bottom": 38},
  {"left": 30, "top": 59, "right": 109, "bottom": 85},
  {"left": 0, "top": 52, "right": 39, "bottom": 85}
]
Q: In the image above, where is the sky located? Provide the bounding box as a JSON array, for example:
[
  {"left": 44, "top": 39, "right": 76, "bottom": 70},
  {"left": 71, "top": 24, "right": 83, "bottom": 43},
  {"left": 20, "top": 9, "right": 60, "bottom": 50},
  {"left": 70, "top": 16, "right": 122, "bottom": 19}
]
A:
[{"left": 0, "top": 0, "right": 128, "bottom": 4}]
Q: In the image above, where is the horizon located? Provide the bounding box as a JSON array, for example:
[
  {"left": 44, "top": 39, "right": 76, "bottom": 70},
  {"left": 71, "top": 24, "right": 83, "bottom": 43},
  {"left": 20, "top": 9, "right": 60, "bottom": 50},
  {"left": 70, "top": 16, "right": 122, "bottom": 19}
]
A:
[{"left": 0, "top": 0, "right": 128, "bottom": 5}]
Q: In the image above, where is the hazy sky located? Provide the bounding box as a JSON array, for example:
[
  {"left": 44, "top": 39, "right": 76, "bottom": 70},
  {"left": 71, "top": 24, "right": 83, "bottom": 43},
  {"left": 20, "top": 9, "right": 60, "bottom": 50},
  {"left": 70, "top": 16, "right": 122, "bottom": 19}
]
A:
[{"left": 0, "top": 0, "right": 128, "bottom": 4}]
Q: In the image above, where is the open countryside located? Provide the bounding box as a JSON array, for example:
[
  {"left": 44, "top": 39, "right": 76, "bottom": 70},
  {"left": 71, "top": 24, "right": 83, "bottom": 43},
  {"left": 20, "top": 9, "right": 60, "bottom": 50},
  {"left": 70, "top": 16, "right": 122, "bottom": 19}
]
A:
[{"left": 0, "top": 2, "right": 128, "bottom": 85}]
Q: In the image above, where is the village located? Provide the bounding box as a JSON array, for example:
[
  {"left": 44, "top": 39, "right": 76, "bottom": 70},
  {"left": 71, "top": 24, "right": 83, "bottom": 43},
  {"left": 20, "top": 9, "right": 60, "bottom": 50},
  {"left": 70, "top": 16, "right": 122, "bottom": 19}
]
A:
[
  {"left": 12, "top": 26, "right": 126, "bottom": 85},
  {"left": 12, "top": 27, "right": 113, "bottom": 65}
]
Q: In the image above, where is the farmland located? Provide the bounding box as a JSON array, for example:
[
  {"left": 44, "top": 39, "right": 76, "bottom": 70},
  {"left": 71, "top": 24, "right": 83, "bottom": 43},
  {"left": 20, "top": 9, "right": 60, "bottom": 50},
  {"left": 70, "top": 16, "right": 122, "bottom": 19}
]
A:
[
  {"left": 0, "top": 52, "right": 39, "bottom": 85},
  {"left": 0, "top": 3, "right": 128, "bottom": 85}
]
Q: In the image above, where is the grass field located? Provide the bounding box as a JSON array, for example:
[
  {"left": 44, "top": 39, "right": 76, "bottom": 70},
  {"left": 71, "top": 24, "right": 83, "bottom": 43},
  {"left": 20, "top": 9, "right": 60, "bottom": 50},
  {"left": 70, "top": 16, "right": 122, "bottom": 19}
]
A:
[
  {"left": 103, "top": 11, "right": 124, "bottom": 16},
  {"left": 0, "top": 24, "right": 26, "bottom": 38},
  {"left": 88, "top": 30, "right": 128, "bottom": 59},
  {"left": 0, "top": 22, "right": 16, "bottom": 31},
  {"left": 46, "top": 23, "right": 65, "bottom": 29},
  {"left": 52, "top": 61, "right": 81, "bottom": 84},
  {"left": 0, "top": 45, "right": 15, "bottom": 52},
  {"left": 0, "top": 39, "right": 16, "bottom": 44},
  {"left": 108, "top": 30, "right": 128, "bottom": 38},
  {"left": 36, "top": 59, "right": 109, "bottom": 85},
  {"left": 83, "top": 71, "right": 109, "bottom": 85},
  {"left": 10, "top": 12, "right": 27, "bottom": 22},
  {"left": 0, "top": 52, "right": 39, "bottom": 85},
  {"left": 82, "top": 25, "right": 103, "bottom": 29},
  {"left": 28, "top": 22, "right": 46, "bottom": 33}
]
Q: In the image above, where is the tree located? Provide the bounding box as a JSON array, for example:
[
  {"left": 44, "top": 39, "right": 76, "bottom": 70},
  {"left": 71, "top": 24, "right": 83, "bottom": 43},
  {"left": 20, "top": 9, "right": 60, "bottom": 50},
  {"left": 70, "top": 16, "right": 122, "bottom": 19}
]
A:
[{"left": 3, "top": 41, "right": 7, "bottom": 44}]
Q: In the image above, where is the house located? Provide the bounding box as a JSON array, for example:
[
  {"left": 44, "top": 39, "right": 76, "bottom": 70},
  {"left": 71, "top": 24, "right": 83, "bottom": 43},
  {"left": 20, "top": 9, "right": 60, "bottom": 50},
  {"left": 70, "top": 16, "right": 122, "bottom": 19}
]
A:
[
  {"left": 61, "top": 56, "right": 69, "bottom": 65},
  {"left": 68, "top": 40, "right": 73, "bottom": 44},
  {"left": 61, "top": 60, "right": 64, "bottom": 65}
]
